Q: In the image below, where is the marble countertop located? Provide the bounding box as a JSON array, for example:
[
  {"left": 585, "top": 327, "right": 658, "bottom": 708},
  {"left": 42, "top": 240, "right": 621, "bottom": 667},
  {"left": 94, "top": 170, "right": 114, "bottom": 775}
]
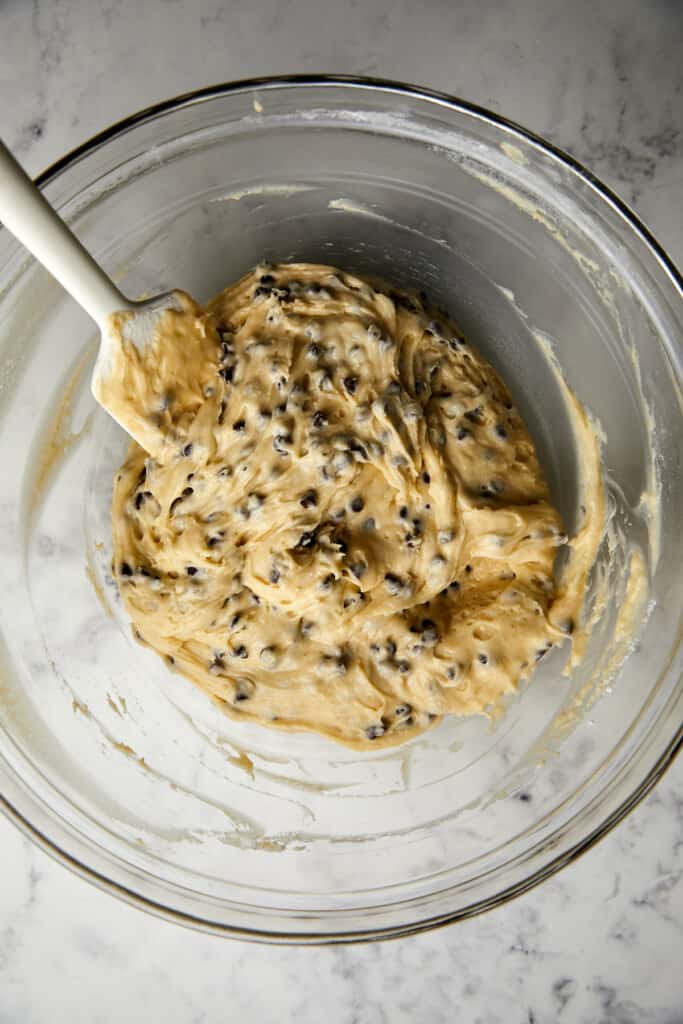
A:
[{"left": 1, "top": 0, "right": 681, "bottom": 1020}]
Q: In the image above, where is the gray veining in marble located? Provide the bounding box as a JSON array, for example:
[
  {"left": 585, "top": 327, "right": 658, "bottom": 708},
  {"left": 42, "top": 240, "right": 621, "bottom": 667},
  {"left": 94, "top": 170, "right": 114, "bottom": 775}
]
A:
[{"left": 1, "top": 0, "right": 682, "bottom": 1021}]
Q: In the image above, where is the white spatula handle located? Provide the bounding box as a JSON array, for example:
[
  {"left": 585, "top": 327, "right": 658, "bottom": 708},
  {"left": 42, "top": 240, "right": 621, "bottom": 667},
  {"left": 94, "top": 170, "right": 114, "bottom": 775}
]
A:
[{"left": 0, "top": 140, "right": 127, "bottom": 324}]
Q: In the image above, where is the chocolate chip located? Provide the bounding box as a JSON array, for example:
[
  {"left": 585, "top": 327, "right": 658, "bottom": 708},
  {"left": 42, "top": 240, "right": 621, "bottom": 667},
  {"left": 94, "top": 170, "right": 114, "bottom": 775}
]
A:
[
  {"left": 399, "top": 506, "right": 408, "bottom": 519},
  {"left": 234, "top": 680, "right": 254, "bottom": 702},
  {"left": 350, "top": 496, "right": 364, "bottom": 513},
  {"left": 219, "top": 365, "right": 234, "bottom": 382},
  {"left": 421, "top": 471, "right": 431, "bottom": 484},
  {"left": 300, "top": 490, "right": 318, "bottom": 509},
  {"left": 343, "top": 376, "right": 358, "bottom": 394},
  {"left": 186, "top": 566, "right": 198, "bottom": 576},
  {"left": 384, "top": 573, "right": 403, "bottom": 595},
  {"left": 481, "top": 479, "right": 505, "bottom": 498},
  {"left": 273, "top": 432, "right": 293, "bottom": 455},
  {"left": 232, "top": 645, "right": 248, "bottom": 659},
  {"left": 395, "top": 703, "right": 412, "bottom": 717},
  {"left": 120, "top": 562, "right": 133, "bottom": 577},
  {"left": 478, "top": 653, "right": 489, "bottom": 665},
  {"left": 232, "top": 419, "right": 246, "bottom": 432},
  {"left": 320, "top": 573, "right": 335, "bottom": 591},
  {"left": 296, "top": 529, "right": 319, "bottom": 550}
]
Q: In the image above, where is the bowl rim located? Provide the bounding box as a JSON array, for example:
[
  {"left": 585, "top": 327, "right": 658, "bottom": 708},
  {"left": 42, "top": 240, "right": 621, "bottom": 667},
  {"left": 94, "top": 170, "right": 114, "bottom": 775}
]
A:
[{"left": 2, "top": 73, "right": 681, "bottom": 944}]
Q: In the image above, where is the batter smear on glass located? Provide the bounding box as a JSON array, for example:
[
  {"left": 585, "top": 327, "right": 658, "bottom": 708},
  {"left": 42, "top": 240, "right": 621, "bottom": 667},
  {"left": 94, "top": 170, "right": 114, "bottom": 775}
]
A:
[{"left": 109, "top": 263, "right": 601, "bottom": 747}]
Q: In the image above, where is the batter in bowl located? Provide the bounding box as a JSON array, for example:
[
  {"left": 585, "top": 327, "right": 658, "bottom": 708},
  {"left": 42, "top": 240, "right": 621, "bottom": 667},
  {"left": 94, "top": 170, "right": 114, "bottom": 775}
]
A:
[{"left": 109, "top": 263, "right": 602, "bottom": 747}]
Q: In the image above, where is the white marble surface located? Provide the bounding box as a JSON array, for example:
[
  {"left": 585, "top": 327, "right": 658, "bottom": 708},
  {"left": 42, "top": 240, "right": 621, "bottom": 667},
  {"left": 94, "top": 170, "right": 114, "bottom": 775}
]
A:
[{"left": 1, "top": 0, "right": 682, "bottom": 1020}]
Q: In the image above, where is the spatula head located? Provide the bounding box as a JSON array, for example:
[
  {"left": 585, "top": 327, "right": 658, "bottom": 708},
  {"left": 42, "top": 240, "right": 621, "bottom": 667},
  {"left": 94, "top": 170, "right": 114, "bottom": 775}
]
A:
[{"left": 91, "top": 289, "right": 214, "bottom": 459}]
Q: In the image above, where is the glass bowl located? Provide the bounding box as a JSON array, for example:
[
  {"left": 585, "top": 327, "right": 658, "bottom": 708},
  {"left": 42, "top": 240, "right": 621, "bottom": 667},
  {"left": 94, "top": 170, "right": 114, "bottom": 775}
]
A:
[{"left": 0, "top": 77, "right": 681, "bottom": 943}]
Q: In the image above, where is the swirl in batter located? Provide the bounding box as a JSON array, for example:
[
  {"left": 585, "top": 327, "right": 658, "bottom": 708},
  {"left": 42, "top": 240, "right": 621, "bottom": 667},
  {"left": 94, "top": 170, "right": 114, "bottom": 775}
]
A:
[{"left": 107, "top": 264, "right": 601, "bottom": 747}]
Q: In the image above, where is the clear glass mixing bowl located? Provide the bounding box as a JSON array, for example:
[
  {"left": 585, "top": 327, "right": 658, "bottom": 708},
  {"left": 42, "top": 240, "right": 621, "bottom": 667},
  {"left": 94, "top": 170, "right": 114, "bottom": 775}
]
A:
[{"left": 0, "top": 77, "right": 681, "bottom": 943}]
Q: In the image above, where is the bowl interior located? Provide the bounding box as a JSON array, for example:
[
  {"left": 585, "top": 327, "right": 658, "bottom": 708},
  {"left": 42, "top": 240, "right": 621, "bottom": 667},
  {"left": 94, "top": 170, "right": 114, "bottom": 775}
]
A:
[{"left": 0, "top": 81, "right": 680, "bottom": 939}]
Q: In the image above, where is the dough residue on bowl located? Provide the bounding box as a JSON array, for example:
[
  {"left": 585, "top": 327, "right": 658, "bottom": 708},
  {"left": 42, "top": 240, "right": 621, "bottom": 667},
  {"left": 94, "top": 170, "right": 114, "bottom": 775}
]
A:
[{"left": 107, "top": 263, "right": 604, "bottom": 747}]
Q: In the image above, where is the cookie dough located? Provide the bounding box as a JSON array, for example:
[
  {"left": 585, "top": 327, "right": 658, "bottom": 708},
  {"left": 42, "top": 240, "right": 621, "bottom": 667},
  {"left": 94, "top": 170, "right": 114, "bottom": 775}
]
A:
[{"left": 109, "top": 263, "right": 594, "bottom": 747}]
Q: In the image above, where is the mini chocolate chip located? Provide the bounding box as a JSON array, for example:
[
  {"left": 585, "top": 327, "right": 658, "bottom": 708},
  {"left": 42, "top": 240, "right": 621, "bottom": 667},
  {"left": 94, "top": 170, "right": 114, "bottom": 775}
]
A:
[
  {"left": 421, "top": 471, "right": 431, "bottom": 484},
  {"left": 297, "top": 529, "right": 319, "bottom": 550},
  {"left": 273, "top": 432, "right": 293, "bottom": 454},
  {"left": 399, "top": 506, "right": 408, "bottom": 519},
  {"left": 320, "top": 572, "right": 336, "bottom": 591},
  {"left": 300, "top": 490, "right": 318, "bottom": 509},
  {"left": 395, "top": 703, "right": 412, "bottom": 717},
  {"left": 219, "top": 365, "right": 234, "bottom": 382},
  {"left": 343, "top": 376, "right": 358, "bottom": 394},
  {"left": 232, "top": 419, "right": 246, "bottom": 432},
  {"left": 234, "top": 680, "right": 253, "bottom": 702},
  {"left": 134, "top": 492, "right": 145, "bottom": 510},
  {"left": 120, "top": 562, "right": 133, "bottom": 577},
  {"left": 260, "top": 273, "right": 275, "bottom": 285},
  {"left": 232, "top": 645, "right": 248, "bottom": 659},
  {"left": 495, "top": 424, "right": 508, "bottom": 439},
  {"left": 465, "top": 565, "right": 473, "bottom": 574},
  {"left": 307, "top": 343, "right": 321, "bottom": 358},
  {"left": 186, "top": 566, "right": 198, "bottom": 576},
  {"left": 384, "top": 573, "right": 403, "bottom": 595},
  {"left": 350, "top": 496, "right": 364, "bottom": 513},
  {"left": 422, "top": 625, "right": 439, "bottom": 646},
  {"left": 182, "top": 443, "right": 193, "bottom": 456},
  {"left": 478, "top": 653, "right": 489, "bottom": 665}
]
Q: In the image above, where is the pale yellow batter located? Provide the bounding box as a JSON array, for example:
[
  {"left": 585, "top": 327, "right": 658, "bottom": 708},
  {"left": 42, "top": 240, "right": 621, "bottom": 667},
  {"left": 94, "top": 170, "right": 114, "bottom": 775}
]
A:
[{"left": 108, "top": 264, "right": 602, "bottom": 747}]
